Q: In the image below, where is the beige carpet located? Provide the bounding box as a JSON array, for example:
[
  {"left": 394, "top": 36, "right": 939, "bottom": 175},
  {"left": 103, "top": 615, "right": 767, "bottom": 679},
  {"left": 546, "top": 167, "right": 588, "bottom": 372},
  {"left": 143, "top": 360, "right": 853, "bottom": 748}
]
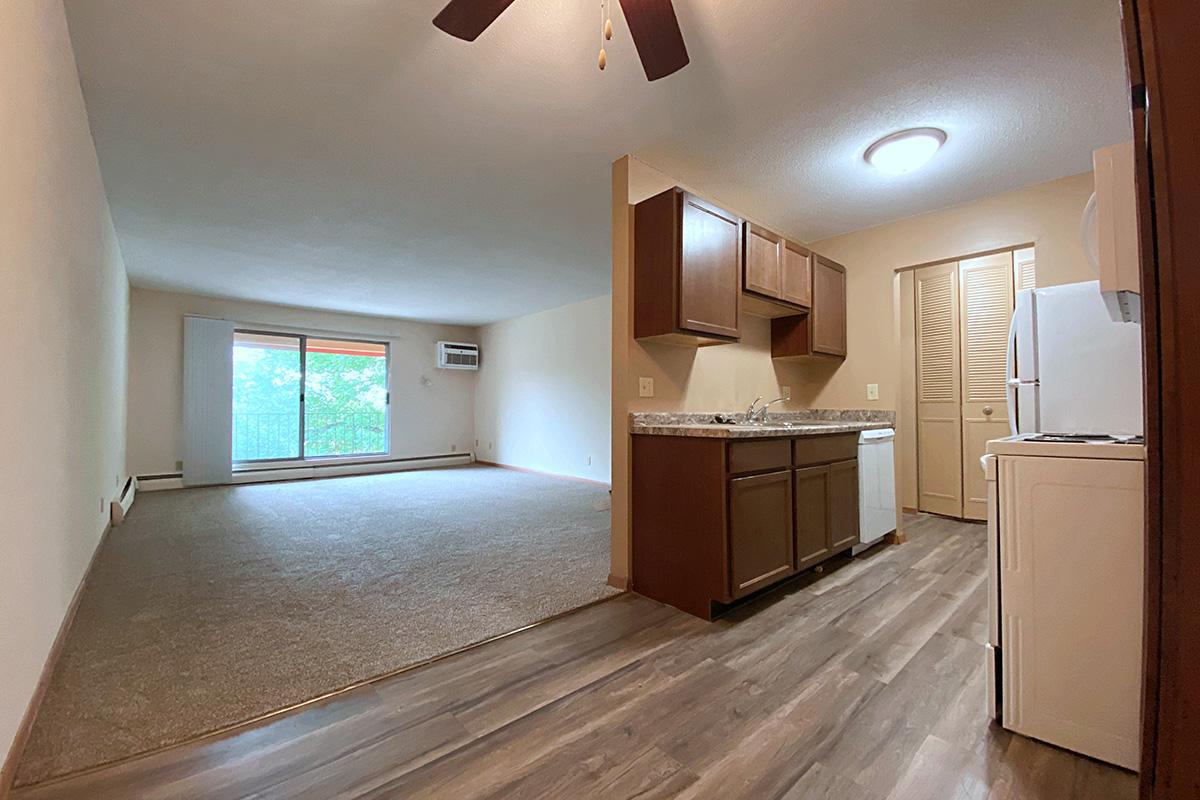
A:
[{"left": 15, "top": 465, "right": 618, "bottom": 787}]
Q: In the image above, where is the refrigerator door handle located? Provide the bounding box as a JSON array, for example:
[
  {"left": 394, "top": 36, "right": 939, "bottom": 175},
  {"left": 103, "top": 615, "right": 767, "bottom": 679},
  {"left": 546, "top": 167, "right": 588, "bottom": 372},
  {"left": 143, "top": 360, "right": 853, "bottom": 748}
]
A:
[{"left": 1006, "top": 310, "right": 1019, "bottom": 436}]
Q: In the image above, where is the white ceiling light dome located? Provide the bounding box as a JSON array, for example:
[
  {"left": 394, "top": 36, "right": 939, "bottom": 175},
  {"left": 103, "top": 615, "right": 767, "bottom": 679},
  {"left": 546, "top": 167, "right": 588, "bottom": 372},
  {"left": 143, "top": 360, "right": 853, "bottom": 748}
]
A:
[{"left": 865, "top": 127, "right": 948, "bottom": 175}]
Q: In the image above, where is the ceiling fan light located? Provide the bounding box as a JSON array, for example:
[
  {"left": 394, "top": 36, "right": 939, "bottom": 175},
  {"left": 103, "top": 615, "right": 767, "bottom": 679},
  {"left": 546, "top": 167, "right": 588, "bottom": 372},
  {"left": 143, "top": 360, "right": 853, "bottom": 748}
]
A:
[{"left": 865, "top": 128, "right": 947, "bottom": 175}]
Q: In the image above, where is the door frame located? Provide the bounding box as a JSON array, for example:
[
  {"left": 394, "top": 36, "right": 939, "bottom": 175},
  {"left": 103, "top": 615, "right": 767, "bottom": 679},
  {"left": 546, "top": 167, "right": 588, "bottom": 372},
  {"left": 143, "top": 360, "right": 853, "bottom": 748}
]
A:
[{"left": 1122, "top": 1, "right": 1200, "bottom": 797}]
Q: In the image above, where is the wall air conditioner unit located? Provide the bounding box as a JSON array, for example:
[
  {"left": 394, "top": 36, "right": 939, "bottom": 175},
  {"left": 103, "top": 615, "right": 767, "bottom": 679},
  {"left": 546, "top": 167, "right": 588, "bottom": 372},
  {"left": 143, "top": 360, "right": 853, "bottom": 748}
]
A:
[{"left": 437, "top": 341, "right": 479, "bottom": 370}]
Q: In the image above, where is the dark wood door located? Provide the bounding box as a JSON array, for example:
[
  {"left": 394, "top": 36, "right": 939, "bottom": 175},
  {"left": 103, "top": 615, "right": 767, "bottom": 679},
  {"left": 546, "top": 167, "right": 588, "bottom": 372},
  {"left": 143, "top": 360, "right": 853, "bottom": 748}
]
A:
[
  {"left": 794, "top": 464, "right": 830, "bottom": 570},
  {"left": 829, "top": 458, "right": 860, "bottom": 552},
  {"left": 728, "top": 469, "right": 793, "bottom": 598},
  {"left": 1122, "top": 1, "right": 1200, "bottom": 795},
  {"left": 811, "top": 255, "right": 847, "bottom": 356},
  {"left": 744, "top": 223, "right": 782, "bottom": 299},
  {"left": 781, "top": 239, "right": 813, "bottom": 308},
  {"left": 679, "top": 193, "right": 742, "bottom": 339}
]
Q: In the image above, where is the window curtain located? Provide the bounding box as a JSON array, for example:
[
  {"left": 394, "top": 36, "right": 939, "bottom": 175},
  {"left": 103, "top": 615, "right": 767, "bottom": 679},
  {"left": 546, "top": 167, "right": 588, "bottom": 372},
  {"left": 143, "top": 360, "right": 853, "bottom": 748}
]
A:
[{"left": 182, "top": 315, "right": 234, "bottom": 485}]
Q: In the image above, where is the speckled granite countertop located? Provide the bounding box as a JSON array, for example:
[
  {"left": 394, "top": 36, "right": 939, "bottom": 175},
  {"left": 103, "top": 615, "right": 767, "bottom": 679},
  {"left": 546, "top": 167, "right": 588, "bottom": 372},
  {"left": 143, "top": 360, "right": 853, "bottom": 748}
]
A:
[{"left": 630, "top": 410, "right": 895, "bottom": 439}]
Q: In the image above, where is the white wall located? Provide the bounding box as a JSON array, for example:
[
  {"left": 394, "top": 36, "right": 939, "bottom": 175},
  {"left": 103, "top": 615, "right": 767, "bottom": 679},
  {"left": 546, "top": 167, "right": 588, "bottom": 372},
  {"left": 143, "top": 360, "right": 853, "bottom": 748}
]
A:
[
  {"left": 127, "top": 287, "right": 479, "bottom": 477},
  {"left": 0, "top": 0, "right": 130, "bottom": 764},
  {"left": 475, "top": 296, "right": 612, "bottom": 483}
]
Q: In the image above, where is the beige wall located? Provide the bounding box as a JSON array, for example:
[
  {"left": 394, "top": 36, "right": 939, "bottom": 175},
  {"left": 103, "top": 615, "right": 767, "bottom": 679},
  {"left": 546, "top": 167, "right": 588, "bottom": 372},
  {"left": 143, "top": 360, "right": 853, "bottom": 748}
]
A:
[
  {"left": 611, "top": 157, "right": 1097, "bottom": 580},
  {"left": 0, "top": 0, "right": 130, "bottom": 763},
  {"left": 811, "top": 171, "right": 1098, "bottom": 508},
  {"left": 474, "top": 295, "right": 611, "bottom": 483},
  {"left": 127, "top": 288, "right": 478, "bottom": 476}
]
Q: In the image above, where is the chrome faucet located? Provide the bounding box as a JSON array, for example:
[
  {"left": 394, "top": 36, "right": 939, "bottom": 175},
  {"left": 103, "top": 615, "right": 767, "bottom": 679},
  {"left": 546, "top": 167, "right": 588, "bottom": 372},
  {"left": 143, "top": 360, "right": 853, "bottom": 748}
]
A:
[
  {"left": 745, "top": 395, "right": 790, "bottom": 424},
  {"left": 744, "top": 396, "right": 764, "bottom": 423}
]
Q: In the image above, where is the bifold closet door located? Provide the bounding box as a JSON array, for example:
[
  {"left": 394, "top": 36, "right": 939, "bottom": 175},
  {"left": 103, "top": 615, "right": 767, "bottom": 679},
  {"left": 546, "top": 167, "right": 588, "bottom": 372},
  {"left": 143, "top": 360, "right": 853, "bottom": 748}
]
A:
[
  {"left": 1014, "top": 246, "right": 1037, "bottom": 293},
  {"left": 959, "top": 253, "right": 1016, "bottom": 520},
  {"left": 915, "top": 262, "right": 963, "bottom": 517}
]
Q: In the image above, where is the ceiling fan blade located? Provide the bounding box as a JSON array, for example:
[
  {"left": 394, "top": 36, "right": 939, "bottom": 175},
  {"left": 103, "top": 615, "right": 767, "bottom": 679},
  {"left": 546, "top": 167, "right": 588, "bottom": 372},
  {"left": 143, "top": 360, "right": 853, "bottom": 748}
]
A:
[
  {"left": 433, "top": 0, "right": 519, "bottom": 41},
  {"left": 617, "top": 0, "right": 690, "bottom": 81}
]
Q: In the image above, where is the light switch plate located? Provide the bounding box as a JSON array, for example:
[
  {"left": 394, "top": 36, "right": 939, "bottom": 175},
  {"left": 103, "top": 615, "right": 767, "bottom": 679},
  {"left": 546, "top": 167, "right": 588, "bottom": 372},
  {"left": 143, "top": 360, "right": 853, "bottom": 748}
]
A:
[
  {"left": 639, "top": 377, "right": 654, "bottom": 398},
  {"left": 866, "top": 383, "right": 879, "bottom": 401}
]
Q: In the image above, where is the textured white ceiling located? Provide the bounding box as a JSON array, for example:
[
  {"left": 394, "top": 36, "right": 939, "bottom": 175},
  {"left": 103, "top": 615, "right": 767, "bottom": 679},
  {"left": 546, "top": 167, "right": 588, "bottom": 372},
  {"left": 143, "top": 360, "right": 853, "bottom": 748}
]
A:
[{"left": 64, "top": 0, "right": 1131, "bottom": 325}]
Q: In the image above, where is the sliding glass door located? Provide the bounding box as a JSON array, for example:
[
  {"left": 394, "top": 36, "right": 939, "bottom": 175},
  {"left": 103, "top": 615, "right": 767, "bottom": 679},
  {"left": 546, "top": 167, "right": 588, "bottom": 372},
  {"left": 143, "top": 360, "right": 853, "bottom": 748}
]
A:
[
  {"left": 233, "top": 332, "right": 302, "bottom": 461},
  {"left": 232, "top": 331, "right": 389, "bottom": 463},
  {"left": 303, "top": 339, "right": 388, "bottom": 457}
]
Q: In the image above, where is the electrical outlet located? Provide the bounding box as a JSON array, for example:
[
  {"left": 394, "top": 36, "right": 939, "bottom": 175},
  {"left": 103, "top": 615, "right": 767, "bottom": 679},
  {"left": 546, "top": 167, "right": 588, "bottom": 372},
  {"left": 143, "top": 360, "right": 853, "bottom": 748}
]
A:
[
  {"left": 638, "top": 377, "right": 654, "bottom": 398},
  {"left": 587, "top": 455, "right": 592, "bottom": 466},
  {"left": 175, "top": 460, "right": 183, "bottom": 471},
  {"left": 867, "top": 383, "right": 879, "bottom": 401},
  {"left": 780, "top": 385, "right": 791, "bottom": 399},
  {"left": 488, "top": 442, "right": 493, "bottom": 451},
  {"left": 450, "top": 444, "right": 456, "bottom": 452},
  {"left": 474, "top": 439, "right": 479, "bottom": 448},
  {"left": 100, "top": 497, "right": 106, "bottom": 514}
]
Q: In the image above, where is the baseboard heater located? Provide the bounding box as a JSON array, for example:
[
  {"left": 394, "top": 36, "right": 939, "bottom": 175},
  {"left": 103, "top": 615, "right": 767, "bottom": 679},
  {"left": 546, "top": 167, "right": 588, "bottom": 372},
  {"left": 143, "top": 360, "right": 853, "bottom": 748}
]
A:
[
  {"left": 110, "top": 476, "right": 136, "bottom": 524},
  {"left": 137, "top": 453, "right": 472, "bottom": 491}
]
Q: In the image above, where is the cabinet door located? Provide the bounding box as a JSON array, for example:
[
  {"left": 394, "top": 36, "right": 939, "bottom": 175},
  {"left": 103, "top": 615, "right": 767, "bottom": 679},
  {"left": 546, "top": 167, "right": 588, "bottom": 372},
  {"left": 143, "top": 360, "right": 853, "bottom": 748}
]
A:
[
  {"left": 794, "top": 464, "right": 830, "bottom": 570},
  {"left": 679, "top": 193, "right": 742, "bottom": 339},
  {"left": 781, "top": 239, "right": 812, "bottom": 308},
  {"left": 744, "top": 223, "right": 783, "bottom": 299},
  {"left": 811, "top": 255, "right": 847, "bottom": 356},
  {"left": 729, "top": 470, "right": 794, "bottom": 598},
  {"left": 829, "top": 458, "right": 860, "bottom": 552}
]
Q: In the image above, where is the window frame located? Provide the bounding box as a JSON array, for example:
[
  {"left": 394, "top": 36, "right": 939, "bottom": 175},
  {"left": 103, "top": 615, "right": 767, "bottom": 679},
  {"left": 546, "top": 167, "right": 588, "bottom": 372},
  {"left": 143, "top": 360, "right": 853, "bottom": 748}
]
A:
[{"left": 232, "top": 328, "right": 391, "bottom": 464}]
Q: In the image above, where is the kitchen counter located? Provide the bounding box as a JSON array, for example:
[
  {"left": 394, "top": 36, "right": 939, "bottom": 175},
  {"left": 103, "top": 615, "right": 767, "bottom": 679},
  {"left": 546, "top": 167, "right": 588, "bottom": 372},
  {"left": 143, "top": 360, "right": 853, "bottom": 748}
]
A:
[{"left": 630, "top": 410, "right": 894, "bottom": 439}]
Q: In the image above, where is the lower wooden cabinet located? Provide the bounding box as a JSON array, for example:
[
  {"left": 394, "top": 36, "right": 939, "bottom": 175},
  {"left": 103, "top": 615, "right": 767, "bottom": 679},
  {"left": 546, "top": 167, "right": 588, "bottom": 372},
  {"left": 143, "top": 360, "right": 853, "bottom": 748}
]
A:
[
  {"left": 729, "top": 470, "right": 794, "bottom": 598},
  {"left": 794, "top": 459, "right": 860, "bottom": 569},
  {"left": 794, "top": 464, "right": 831, "bottom": 570},
  {"left": 632, "top": 432, "right": 868, "bottom": 620},
  {"left": 829, "top": 459, "right": 860, "bottom": 551}
]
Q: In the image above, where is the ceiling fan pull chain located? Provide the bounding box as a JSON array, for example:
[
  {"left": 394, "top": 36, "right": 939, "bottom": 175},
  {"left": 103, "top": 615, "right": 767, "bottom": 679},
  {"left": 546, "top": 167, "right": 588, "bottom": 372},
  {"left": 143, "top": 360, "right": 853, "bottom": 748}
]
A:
[{"left": 598, "top": 0, "right": 608, "bottom": 70}]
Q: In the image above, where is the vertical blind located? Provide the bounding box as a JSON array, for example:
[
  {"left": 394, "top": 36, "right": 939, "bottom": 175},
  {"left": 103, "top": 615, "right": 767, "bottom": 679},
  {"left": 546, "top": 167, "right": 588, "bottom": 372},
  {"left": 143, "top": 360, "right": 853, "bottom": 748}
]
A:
[{"left": 182, "top": 315, "right": 234, "bottom": 485}]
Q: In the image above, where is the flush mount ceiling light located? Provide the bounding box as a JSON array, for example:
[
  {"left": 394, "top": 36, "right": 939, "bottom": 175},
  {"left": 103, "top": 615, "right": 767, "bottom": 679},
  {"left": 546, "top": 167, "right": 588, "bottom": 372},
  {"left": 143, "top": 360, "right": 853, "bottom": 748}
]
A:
[{"left": 864, "top": 128, "right": 947, "bottom": 175}]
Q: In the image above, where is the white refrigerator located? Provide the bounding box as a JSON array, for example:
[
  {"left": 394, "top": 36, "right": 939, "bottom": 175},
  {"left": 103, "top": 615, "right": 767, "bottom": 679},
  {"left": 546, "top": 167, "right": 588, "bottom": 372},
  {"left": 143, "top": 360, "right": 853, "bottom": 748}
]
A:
[{"left": 1007, "top": 280, "right": 1143, "bottom": 437}]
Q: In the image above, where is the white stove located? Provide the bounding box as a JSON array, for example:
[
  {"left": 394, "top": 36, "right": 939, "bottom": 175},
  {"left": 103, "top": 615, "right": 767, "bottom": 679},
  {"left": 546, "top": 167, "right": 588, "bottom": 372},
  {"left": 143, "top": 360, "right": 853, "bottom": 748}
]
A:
[{"left": 982, "top": 433, "right": 1144, "bottom": 769}]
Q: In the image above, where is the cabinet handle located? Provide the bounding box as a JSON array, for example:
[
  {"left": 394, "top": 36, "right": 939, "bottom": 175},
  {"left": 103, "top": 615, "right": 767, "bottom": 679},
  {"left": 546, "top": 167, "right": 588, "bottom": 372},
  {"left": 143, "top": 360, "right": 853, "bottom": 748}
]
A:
[{"left": 983, "top": 406, "right": 994, "bottom": 416}]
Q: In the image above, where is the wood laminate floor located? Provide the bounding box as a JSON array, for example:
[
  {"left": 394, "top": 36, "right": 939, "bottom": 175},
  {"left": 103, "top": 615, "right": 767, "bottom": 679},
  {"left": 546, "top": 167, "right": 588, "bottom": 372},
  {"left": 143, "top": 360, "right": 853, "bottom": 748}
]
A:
[{"left": 13, "top": 515, "right": 1136, "bottom": 800}]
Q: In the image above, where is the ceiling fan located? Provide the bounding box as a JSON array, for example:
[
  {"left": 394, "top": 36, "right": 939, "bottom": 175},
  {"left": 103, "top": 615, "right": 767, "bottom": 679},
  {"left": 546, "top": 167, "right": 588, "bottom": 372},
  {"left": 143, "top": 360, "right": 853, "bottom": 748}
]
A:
[{"left": 432, "top": 0, "right": 690, "bottom": 81}]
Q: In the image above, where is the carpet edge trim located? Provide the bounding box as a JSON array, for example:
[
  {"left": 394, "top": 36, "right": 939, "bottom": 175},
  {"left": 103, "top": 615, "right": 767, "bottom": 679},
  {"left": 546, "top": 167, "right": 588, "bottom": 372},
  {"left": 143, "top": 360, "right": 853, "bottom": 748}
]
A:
[{"left": 13, "top": 590, "right": 627, "bottom": 792}]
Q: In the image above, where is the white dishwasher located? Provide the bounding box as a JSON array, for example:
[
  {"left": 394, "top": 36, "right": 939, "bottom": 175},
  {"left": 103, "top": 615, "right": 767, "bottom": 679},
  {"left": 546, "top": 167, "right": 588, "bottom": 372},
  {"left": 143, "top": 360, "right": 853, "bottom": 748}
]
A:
[{"left": 853, "top": 428, "right": 896, "bottom": 554}]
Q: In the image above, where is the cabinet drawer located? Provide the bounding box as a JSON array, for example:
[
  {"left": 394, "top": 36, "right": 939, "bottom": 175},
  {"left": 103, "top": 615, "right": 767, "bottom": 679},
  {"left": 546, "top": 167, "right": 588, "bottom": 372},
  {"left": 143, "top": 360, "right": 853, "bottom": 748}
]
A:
[
  {"left": 728, "top": 439, "right": 792, "bottom": 475},
  {"left": 793, "top": 433, "right": 858, "bottom": 467}
]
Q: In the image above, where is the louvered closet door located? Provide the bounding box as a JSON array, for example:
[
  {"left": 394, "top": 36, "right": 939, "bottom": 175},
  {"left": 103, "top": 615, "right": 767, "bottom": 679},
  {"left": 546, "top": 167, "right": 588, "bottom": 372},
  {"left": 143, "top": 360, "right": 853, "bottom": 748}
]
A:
[
  {"left": 915, "top": 262, "right": 963, "bottom": 517},
  {"left": 1014, "top": 246, "right": 1037, "bottom": 292},
  {"left": 959, "top": 252, "right": 1016, "bottom": 520}
]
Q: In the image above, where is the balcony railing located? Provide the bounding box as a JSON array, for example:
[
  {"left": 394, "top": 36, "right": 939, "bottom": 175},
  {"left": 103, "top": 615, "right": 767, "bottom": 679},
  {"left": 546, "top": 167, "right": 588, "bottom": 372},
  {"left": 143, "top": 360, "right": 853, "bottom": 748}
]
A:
[{"left": 233, "top": 411, "right": 387, "bottom": 462}]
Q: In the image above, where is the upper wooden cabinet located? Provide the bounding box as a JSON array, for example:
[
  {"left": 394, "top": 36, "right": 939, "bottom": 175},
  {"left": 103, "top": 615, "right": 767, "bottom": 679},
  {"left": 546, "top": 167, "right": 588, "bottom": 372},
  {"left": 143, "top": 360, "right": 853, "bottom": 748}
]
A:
[
  {"left": 742, "top": 224, "right": 812, "bottom": 316},
  {"left": 812, "top": 255, "right": 847, "bottom": 355},
  {"left": 634, "top": 188, "right": 742, "bottom": 345},
  {"left": 781, "top": 239, "right": 813, "bottom": 308},
  {"left": 744, "top": 224, "right": 783, "bottom": 298},
  {"left": 770, "top": 255, "right": 848, "bottom": 360}
]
